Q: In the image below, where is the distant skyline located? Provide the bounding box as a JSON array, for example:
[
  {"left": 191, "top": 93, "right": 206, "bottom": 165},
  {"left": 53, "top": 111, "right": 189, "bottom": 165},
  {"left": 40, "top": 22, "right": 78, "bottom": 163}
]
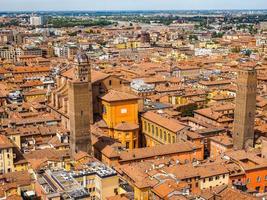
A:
[{"left": 1, "top": 0, "right": 267, "bottom": 11}]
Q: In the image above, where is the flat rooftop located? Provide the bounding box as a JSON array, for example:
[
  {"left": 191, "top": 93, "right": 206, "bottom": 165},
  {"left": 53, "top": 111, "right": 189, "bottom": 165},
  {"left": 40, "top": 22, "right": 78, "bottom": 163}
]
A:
[
  {"left": 38, "top": 169, "right": 89, "bottom": 199},
  {"left": 71, "top": 161, "right": 117, "bottom": 178}
]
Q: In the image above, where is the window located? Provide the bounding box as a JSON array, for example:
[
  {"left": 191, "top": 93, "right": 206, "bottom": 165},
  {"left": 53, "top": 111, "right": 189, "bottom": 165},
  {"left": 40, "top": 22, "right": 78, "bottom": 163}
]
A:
[
  {"left": 209, "top": 177, "right": 213, "bottom": 182},
  {"left": 81, "top": 110, "right": 83, "bottom": 116},
  {"left": 215, "top": 176, "right": 219, "bottom": 180},
  {"left": 160, "top": 130, "right": 163, "bottom": 139},
  {"left": 148, "top": 123, "right": 151, "bottom": 132},
  {"left": 114, "top": 188, "right": 118, "bottom": 195},
  {"left": 257, "top": 176, "right": 261, "bottom": 183},
  {"left": 109, "top": 80, "right": 112, "bottom": 86},
  {"left": 164, "top": 131, "right": 167, "bottom": 142},
  {"left": 246, "top": 178, "right": 250, "bottom": 183},
  {"left": 144, "top": 121, "right": 147, "bottom": 131},
  {"left": 121, "top": 108, "right": 127, "bottom": 114},
  {"left": 102, "top": 105, "right": 106, "bottom": 114},
  {"left": 126, "top": 142, "right": 130, "bottom": 149},
  {"left": 152, "top": 125, "right": 154, "bottom": 136},
  {"left": 156, "top": 127, "right": 158, "bottom": 137},
  {"left": 265, "top": 175, "right": 267, "bottom": 180},
  {"left": 255, "top": 186, "right": 260, "bottom": 192},
  {"left": 168, "top": 134, "right": 171, "bottom": 143}
]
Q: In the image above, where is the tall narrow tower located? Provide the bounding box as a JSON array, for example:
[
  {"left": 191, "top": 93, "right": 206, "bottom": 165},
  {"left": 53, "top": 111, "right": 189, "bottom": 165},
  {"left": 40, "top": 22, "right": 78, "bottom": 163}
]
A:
[
  {"left": 233, "top": 65, "right": 257, "bottom": 150},
  {"left": 68, "top": 52, "right": 92, "bottom": 157}
]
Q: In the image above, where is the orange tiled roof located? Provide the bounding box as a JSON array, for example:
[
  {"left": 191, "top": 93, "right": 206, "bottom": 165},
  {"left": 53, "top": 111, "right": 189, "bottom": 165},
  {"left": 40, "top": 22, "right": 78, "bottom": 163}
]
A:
[
  {"left": 142, "top": 111, "right": 187, "bottom": 133},
  {"left": 114, "top": 122, "right": 139, "bottom": 131},
  {"left": 100, "top": 89, "right": 139, "bottom": 102},
  {"left": 0, "top": 135, "right": 14, "bottom": 149}
]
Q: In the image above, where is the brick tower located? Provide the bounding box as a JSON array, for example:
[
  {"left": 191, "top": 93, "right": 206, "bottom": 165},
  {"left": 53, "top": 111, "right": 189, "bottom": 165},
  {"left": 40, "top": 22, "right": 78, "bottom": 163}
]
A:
[
  {"left": 68, "top": 52, "right": 93, "bottom": 157},
  {"left": 233, "top": 65, "right": 257, "bottom": 150}
]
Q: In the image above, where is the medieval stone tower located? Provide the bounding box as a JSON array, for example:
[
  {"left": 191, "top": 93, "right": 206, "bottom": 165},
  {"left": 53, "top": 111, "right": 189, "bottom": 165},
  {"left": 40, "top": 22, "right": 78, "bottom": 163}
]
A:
[
  {"left": 68, "top": 52, "right": 93, "bottom": 157},
  {"left": 233, "top": 65, "right": 257, "bottom": 150}
]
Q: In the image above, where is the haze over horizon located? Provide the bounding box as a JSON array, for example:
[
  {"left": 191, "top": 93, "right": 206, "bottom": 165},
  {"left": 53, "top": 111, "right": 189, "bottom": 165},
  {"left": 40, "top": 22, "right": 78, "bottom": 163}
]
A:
[{"left": 1, "top": 0, "right": 267, "bottom": 12}]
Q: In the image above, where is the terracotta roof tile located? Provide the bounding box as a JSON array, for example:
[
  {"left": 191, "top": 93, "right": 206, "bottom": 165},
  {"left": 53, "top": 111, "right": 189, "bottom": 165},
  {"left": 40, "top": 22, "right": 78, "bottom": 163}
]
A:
[
  {"left": 101, "top": 89, "right": 139, "bottom": 102},
  {"left": 0, "top": 135, "right": 14, "bottom": 149},
  {"left": 142, "top": 111, "right": 187, "bottom": 133},
  {"left": 114, "top": 122, "right": 139, "bottom": 131}
]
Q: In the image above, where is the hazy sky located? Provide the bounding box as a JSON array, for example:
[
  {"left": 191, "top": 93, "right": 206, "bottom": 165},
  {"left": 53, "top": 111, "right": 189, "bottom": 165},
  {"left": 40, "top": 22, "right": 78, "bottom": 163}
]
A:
[{"left": 1, "top": 0, "right": 267, "bottom": 11}]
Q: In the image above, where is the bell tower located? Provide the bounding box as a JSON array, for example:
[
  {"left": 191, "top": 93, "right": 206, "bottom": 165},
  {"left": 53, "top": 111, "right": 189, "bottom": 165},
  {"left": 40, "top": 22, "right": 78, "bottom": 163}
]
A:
[{"left": 68, "top": 52, "right": 93, "bottom": 157}]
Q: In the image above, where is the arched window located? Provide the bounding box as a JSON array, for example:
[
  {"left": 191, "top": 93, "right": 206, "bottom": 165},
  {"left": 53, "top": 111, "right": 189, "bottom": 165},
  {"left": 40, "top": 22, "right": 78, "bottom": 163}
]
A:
[
  {"left": 172, "top": 136, "right": 175, "bottom": 143},
  {"left": 144, "top": 121, "right": 147, "bottom": 131}
]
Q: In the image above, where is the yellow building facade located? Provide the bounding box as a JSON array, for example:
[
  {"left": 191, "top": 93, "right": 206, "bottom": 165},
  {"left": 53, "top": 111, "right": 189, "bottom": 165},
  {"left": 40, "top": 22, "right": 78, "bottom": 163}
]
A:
[
  {"left": 141, "top": 111, "right": 188, "bottom": 147},
  {"left": 0, "top": 135, "right": 15, "bottom": 174},
  {"left": 24, "top": 90, "right": 46, "bottom": 102},
  {"left": 0, "top": 148, "right": 14, "bottom": 174},
  {"left": 168, "top": 95, "right": 188, "bottom": 105},
  {"left": 101, "top": 90, "right": 139, "bottom": 149},
  {"left": 115, "top": 41, "right": 141, "bottom": 49}
]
